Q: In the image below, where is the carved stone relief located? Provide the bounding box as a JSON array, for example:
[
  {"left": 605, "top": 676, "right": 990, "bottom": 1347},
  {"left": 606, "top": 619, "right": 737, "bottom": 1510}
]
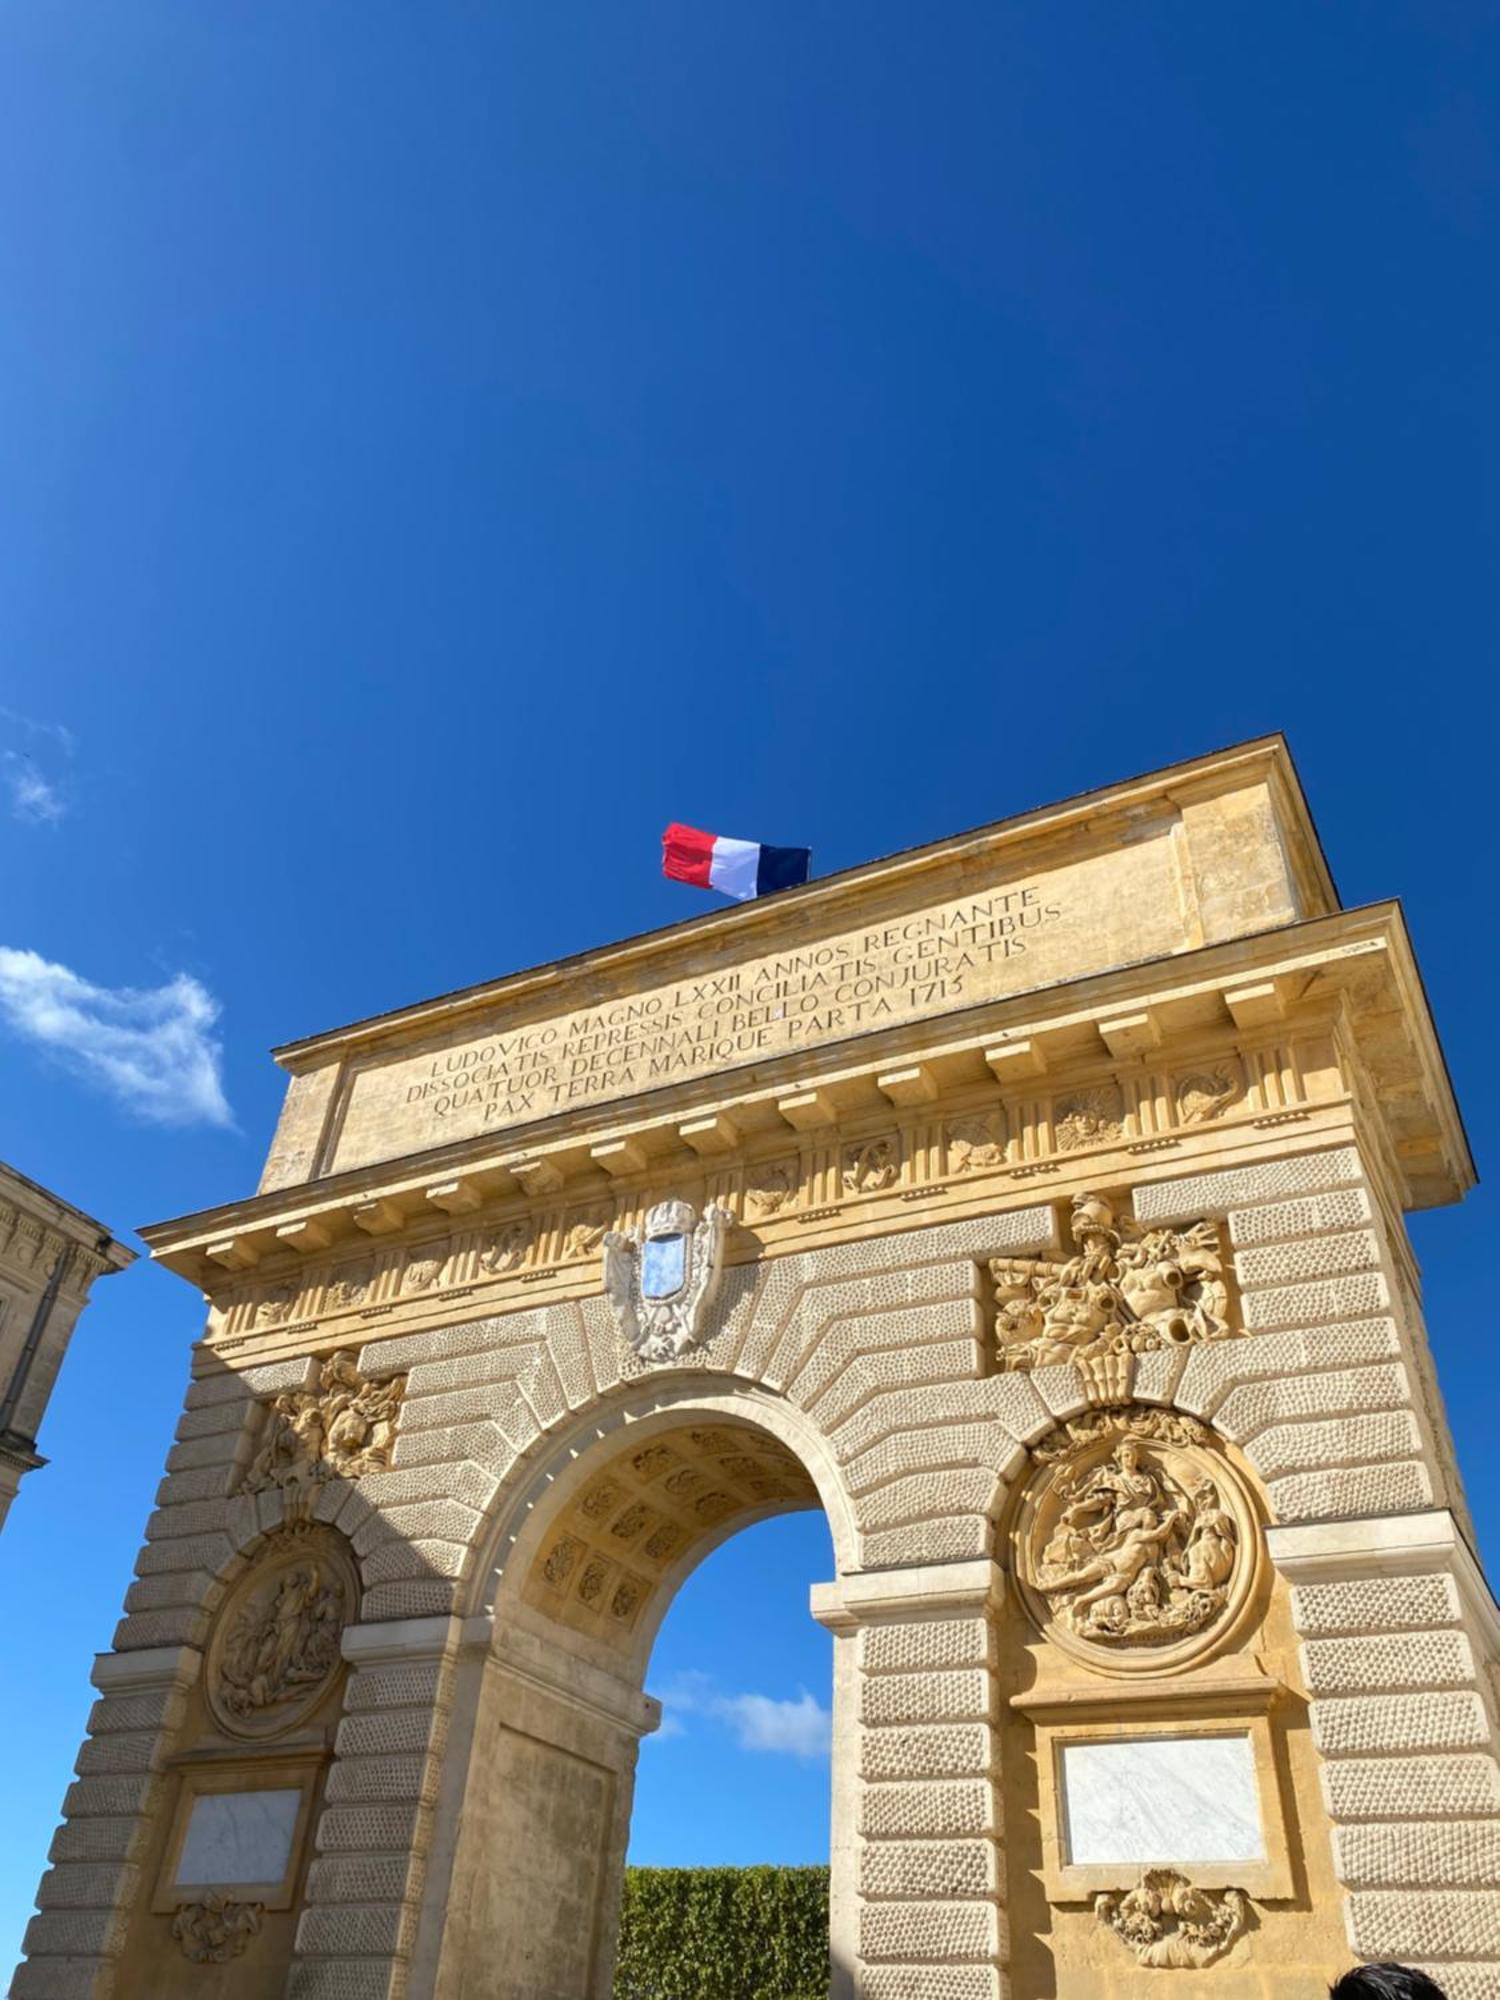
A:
[
  {"left": 1095, "top": 1870, "right": 1249, "bottom": 1967},
  {"left": 172, "top": 1894, "right": 265, "bottom": 1964},
  {"left": 946, "top": 1116, "right": 1006, "bottom": 1174},
  {"left": 206, "top": 1529, "right": 355, "bottom": 1738},
  {"left": 602, "top": 1199, "right": 730, "bottom": 1363},
  {"left": 1175, "top": 1065, "right": 1242, "bottom": 1125},
  {"left": 1014, "top": 1408, "right": 1255, "bottom": 1673},
  {"left": 402, "top": 1251, "right": 445, "bottom": 1293},
  {"left": 1053, "top": 1085, "right": 1125, "bottom": 1152},
  {"left": 563, "top": 1211, "right": 611, "bottom": 1261},
  {"left": 242, "top": 1350, "right": 405, "bottom": 1492},
  {"left": 324, "top": 1262, "right": 373, "bottom": 1310},
  {"left": 478, "top": 1220, "right": 530, "bottom": 1274},
  {"left": 989, "top": 1192, "right": 1233, "bottom": 1374},
  {"left": 744, "top": 1161, "right": 799, "bottom": 1218},
  {"left": 255, "top": 1285, "right": 298, "bottom": 1328},
  {"left": 843, "top": 1136, "right": 900, "bottom": 1194}
]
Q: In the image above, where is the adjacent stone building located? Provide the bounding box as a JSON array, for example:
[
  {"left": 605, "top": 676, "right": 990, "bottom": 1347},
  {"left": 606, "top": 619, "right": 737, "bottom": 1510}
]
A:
[
  {"left": 14, "top": 737, "right": 1498, "bottom": 1998},
  {"left": 0, "top": 1161, "right": 133, "bottom": 1531}
]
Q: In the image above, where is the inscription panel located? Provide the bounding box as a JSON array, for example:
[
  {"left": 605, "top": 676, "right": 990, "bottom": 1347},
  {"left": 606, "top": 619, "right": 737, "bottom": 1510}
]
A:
[{"left": 328, "top": 827, "right": 1197, "bottom": 1172}]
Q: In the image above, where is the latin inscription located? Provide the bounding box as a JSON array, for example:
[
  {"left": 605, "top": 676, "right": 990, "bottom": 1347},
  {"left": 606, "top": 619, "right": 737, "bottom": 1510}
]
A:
[
  {"left": 400, "top": 890, "right": 1056, "bottom": 1120},
  {"left": 329, "top": 825, "right": 1194, "bottom": 1173}
]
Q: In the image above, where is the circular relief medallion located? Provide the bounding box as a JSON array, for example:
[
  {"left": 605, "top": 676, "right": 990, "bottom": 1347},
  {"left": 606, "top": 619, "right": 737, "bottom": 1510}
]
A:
[
  {"left": 1013, "top": 1409, "right": 1257, "bottom": 1675},
  {"left": 206, "top": 1530, "right": 357, "bottom": 1739}
]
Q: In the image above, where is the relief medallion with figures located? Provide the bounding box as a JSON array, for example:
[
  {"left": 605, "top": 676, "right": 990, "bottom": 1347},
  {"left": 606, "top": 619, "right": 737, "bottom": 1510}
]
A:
[{"left": 1013, "top": 1408, "right": 1257, "bottom": 1674}]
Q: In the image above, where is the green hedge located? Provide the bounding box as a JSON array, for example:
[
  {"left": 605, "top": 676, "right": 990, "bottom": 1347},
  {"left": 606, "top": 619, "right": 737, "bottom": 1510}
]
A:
[{"left": 613, "top": 1865, "right": 829, "bottom": 2000}]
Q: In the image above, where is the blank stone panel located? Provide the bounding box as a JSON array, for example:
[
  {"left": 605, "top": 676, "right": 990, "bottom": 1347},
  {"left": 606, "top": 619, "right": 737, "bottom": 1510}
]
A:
[{"left": 1060, "top": 1736, "right": 1264, "bottom": 1867}]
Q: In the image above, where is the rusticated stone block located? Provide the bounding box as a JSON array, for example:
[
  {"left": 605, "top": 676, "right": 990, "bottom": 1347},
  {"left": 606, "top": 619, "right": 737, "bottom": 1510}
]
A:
[
  {"left": 1228, "top": 1186, "right": 1373, "bottom": 1246},
  {"left": 861, "top": 1671, "right": 991, "bottom": 1729},
  {"left": 1303, "top": 1630, "right": 1474, "bottom": 1696},
  {"left": 1324, "top": 1753, "right": 1500, "bottom": 1821},
  {"left": 1313, "top": 1691, "right": 1491, "bottom": 1758},
  {"left": 861, "top": 1619, "right": 989, "bottom": 1676},
  {"left": 860, "top": 1780, "right": 996, "bottom": 1840},
  {"left": 1132, "top": 1147, "right": 1362, "bottom": 1221},
  {"left": 860, "top": 1900, "right": 1005, "bottom": 1963},
  {"left": 1292, "top": 1572, "right": 1461, "bottom": 1636},
  {"left": 861, "top": 1724, "right": 992, "bottom": 1783},
  {"left": 1334, "top": 1819, "right": 1500, "bottom": 1888},
  {"left": 860, "top": 1839, "right": 998, "bottom": 1901},
  {"left": 1347, "top": 1888, "right": 1500, "bottom": 1960}
]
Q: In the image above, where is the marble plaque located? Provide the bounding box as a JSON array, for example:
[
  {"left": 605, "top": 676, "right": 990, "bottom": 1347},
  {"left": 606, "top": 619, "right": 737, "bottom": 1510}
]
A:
[
  {"left": 1061, "top": 1734, "right": 1264, "bottom": 1867},
  {"left": 174, "top": 1787, "right": 302, "bottom": 1888}
]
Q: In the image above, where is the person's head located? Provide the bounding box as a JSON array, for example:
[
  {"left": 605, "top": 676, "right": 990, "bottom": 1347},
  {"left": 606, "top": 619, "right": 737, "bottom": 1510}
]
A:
[{"left": 1329, "top": 1966, "right": 1448, "bottom": 2000}]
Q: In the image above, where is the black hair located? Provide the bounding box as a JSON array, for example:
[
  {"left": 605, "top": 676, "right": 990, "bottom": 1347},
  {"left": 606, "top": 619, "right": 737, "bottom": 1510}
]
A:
[{"left": 1329, "top": 1967, "right": 1448, "bottom": 2000}]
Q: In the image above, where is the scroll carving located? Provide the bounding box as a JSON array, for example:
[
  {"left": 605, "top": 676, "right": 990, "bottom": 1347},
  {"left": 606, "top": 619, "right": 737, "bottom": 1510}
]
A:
[
  {"left": 989, "top": 1192, "right": 1233, "bottom": 1373},
  {"left": 243, "top": 1350, "right": 404, "bottom": 1492},
  {"left": 172, "top": 1894, "right": 264, "bottom": 1963},
  {"left": 1015, "top": 1408, "right": 1253, "bottom": 1671},
  {"left": 207, "top": 1528, "right": 353, "bottom": 1737},
  {"left": 1095, "top": 1870, "right": 1249, "bottom": 1967}
]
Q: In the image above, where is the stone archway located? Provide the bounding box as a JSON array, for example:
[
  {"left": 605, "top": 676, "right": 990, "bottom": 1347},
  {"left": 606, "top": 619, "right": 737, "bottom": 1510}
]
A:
[
  {"left": 20, "top": 743, "right": 1500, "bottom": 2000},
  {"left": 410, "top": 1387, "right": 854, "bottom": 2000}
]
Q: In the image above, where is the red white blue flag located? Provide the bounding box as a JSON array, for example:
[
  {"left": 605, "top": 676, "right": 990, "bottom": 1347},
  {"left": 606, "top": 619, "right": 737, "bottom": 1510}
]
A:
[{"left": 662, "top": 823, "right": 812, "bottom": 902}]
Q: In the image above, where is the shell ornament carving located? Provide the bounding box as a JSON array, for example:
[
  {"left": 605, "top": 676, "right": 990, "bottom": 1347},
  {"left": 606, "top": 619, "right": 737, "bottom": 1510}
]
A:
[
  {"left": 1014, "top": 1409, "right": 1255, "bottom": 1673},
  {"left": 1095, "top": 1870, "right": 1250, "bottom": 1968}
]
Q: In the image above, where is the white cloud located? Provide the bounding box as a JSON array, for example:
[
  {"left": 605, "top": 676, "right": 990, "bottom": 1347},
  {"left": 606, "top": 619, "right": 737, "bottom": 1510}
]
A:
[
  {"left": 0, "top": 947, "right": 233, "bottom": 1128},
  {"left": 4, "top": 756, "right": 66, "bottom": 824},
  {"left": 712, "top": 1690, "right": 831, "bottom": 1758},
  {"left": 649, "top": 1673, "right": 831, "bottom": 1759}
]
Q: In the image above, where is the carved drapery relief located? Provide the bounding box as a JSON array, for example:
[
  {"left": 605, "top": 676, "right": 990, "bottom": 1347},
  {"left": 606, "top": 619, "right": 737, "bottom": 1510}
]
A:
[
  {"left": 1015, "top": 1408, "right": 1255, "bottom": 1672},
  {"left": 989, "top": 1192, "right": 1233, "bottom": 1374},
  {"left": 207, "top": 1528, "right": 354, "bottom": 1738},
  {"left": 172, "top": 1894, "right": 265, "bottom": 1964},
  {"left": 1095, "top": 1870, "right": 1249, "bottom": 1967},
  {"left": 243, "top": 1350, "right": 405, "bottom": 1492},
  {"left": 843, "top": 1136, "right": 899, "bottom": 1194},
  {"left": 602, "top": 1199, "right": 730, "bottom": 1363}
]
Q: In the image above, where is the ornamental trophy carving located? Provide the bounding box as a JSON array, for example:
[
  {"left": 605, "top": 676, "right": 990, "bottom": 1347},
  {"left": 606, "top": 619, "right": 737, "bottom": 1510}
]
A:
[
  {"left": 1095, "top": 1870, "right": 1250, "bottom": 1968},
  {"left": 242, "top": 1349, "right": 404, "bottom": 1492},
  {"left": 602, "top": 1199, "right": 730, "bottom": 1363},
  {"left": 206, "top": 1529, "right": 355, "bottom": 1739},
  {"left": 172, "top": 1894, "right": 264, "bottom": 1964},
  {"left": 1014, "top": 1408, "right": 1255, "bottom": 1673},
  {"left": 988, "top": 1192, "right": 1234, "bottom": 1398}
]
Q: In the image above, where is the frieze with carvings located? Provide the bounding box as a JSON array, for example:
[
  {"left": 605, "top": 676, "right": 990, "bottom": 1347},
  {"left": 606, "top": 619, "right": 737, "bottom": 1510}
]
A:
[
  {"left": 172, "top": 1894, "right": 265, "bottom": 1964},
  {"left": 989, "top": 1192, "right": 1233, "bottom": 1373},
  {"left": 1095, "top": 1870, "right": 1249, "bottom": 1968},
  {"left": 242, "top": 1351, "right": 405, "bottom": 1492},
  {"left": 1014, "top": 1407, "right": 1255, "bottom": 1673},
  {"left": 206, "top": 1528, "right": 355, "bottom": 1737}
]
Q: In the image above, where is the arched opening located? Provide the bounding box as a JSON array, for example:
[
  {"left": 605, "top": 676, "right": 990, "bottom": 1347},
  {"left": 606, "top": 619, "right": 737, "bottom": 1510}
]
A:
[{"left": 415, "top": 1394, "right": 853, "bottom": 2000}]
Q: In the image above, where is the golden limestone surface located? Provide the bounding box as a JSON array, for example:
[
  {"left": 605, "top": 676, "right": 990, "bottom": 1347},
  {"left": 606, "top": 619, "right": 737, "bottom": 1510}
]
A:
[{"left": 17, "top": 740, "right": 1496, "bottom": 2000}]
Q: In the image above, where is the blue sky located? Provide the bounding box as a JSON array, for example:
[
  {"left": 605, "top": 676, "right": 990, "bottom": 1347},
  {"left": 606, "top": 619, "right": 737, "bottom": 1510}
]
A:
[{"left": 1, "top": 0, "right": 1497, "bottom": 1966}]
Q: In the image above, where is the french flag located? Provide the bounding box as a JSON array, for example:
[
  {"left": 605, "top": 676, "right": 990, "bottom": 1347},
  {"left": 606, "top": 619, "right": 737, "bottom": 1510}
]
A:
[{"left": 662, "top": 822, "right": 812, "bottom": 902}]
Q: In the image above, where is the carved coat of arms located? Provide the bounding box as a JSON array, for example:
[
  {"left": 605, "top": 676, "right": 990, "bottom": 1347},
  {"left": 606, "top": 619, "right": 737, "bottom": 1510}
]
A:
[{"left": 602, "top": 1199, "right": 730, "bottom": 1363}]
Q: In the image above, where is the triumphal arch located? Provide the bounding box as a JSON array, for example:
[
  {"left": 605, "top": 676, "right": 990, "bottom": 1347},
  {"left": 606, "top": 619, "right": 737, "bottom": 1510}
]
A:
[{"left": 19, "top": 739, "right": 1499, "bottom": 1999}]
